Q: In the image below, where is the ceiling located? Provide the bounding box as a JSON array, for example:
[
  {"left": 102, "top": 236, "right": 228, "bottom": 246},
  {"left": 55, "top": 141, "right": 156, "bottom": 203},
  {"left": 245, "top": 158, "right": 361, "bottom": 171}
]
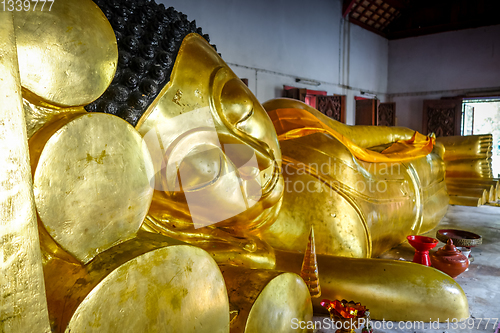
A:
[{"left": 342, "top": 0, "right": 500, "bottom": 39}]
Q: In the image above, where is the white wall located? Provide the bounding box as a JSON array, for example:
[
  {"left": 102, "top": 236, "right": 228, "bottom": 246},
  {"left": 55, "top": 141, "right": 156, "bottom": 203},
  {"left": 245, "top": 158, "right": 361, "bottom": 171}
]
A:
[
  {"left": 347, "top": 23, "right": 389, "bottom": 124},
  {"left": 388, "top": 25, "right": 500, "bottom": 131},
  {"left": 158, "top": 0, "right": 390, "bottom": 124},
  {"left": 349, "top": 24, "right": 388, "bottom": 95}
]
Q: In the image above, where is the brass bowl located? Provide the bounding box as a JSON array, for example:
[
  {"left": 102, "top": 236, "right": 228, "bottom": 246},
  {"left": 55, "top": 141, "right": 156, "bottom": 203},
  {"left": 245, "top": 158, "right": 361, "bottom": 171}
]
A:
[{"left": 436, "top": 229, "right": 482, "bottom": 247}]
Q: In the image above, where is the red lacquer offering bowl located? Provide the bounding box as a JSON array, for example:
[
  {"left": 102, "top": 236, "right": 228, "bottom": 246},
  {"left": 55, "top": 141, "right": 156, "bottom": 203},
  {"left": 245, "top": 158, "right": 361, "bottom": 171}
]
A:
[
  {"left": 436, "top": 229, "right": 482, "bottom": 248},
  {"left": 407, "top": 235, "right": 439, "bottom": 266}
]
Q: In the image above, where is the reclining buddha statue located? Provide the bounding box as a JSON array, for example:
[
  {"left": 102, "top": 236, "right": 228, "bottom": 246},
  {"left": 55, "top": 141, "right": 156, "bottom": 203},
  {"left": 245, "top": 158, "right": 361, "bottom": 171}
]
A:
[
  {"left": 259, "top": 98, "right": 450, "bottom": 258},
  {"left": 1, "top": 0, "right": 470, "bottom": 332}
]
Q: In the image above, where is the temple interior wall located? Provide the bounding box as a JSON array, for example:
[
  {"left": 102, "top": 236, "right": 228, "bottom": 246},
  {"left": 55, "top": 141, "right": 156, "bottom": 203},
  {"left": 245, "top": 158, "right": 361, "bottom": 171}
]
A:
[
  {"left": 388, "top": 25, "right": 500, "bottom": 132},
  {"left": 159, "top": 1, "right": 499, "bottom": 130},
  {"left": 160, "top": 0, "right": 388, "bottom": 125}
]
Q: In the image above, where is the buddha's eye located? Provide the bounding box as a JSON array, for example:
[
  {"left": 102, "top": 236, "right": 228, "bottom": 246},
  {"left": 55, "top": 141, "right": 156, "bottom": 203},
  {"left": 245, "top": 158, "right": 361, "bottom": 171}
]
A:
[
  {"left": 220, "top": 78, "right": 254, "bottom": 125},
  {"left": 177, "top": 146, "right": 223, "bottom": 191}
]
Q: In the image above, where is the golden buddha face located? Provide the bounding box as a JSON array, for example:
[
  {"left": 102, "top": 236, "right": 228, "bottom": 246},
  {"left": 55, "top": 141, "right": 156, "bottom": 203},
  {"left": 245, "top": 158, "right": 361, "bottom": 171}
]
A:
[{"left": 137, "top": 33, "right": 283, "bottom": 231}]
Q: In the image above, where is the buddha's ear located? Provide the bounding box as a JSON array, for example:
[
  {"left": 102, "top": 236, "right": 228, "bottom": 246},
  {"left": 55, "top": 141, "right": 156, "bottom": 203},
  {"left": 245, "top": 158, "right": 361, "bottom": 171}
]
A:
[{"left": 14, "top": 0, "right": 117, "bottom": 108}]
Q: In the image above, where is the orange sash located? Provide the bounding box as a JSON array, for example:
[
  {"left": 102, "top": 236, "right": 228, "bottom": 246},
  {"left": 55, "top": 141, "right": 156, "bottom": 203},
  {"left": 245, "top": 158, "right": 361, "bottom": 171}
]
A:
[{"left": 268, "top": 108, "right": 435, "bottom": 163}]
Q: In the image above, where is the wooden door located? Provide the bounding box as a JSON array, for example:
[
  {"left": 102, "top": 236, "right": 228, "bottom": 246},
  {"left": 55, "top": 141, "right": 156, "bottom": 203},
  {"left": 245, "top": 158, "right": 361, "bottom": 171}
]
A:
[
  {"left": 378, "top": 102, "right": 396, "bottom": 126},
  {"left": 316, "top": 95, "right": 346, "bottom": 123},
  {"left": 283, "top": 88, "right": 307, "bottom": 102},
  {"left": 422, "top": 99, "right": 462, "bottom": 136},
  {"left": 355, "top": 99, "right": 377, "bottom": 125},
  {"left": 283, "top": 87, "right": 327, "bottom": 109}
]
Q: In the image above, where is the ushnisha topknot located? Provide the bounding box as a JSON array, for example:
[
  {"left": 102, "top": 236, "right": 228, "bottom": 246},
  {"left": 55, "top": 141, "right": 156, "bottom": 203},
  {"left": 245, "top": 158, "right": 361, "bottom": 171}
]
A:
[{"left": 86, "top": 0, "right": 216, "bottom": 126}]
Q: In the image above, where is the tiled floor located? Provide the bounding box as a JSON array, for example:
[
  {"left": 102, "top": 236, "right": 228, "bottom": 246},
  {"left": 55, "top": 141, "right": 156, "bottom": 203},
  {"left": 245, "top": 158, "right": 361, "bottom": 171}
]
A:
[{"left": 312, "top": 204, "right": 500, "bottom": 333}]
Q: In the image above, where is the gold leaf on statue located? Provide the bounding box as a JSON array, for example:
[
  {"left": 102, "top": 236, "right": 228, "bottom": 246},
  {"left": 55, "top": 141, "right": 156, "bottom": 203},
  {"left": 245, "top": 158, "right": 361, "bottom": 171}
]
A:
[
  {"left": 30, "top": 113, "right": 154, "bottom": 264},
  {"left": 300, "top": 226, "right": 321, "bottom": 298},
  {"left": 13, "top": 0, "right": 118, "bottom": 107}
]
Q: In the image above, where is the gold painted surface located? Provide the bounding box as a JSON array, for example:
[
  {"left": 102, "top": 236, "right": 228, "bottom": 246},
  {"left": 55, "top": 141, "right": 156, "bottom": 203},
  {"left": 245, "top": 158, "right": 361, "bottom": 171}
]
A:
[
  {"left": 2, "top": 1, "right": 470, "bottom": 325},
  {"left": 1, "top": 0, "right": 472, "bottom": 330},
  {"left": 438, "top": 135, "right": 494, "bottom": 180},
  {"left": 125, "top": 33, "right": 458, "bottom": 324},
  {"left": 13, "top": 0, "right": 117, "bottom": 107},
  {"left": 438, "top": 134, "right": 493, "bottom": 161},
  {"left": 30, "top": 113, "right": 154, "bottom": 263},
  {"left": 413, "top": 153, "right": 450, "bottom": 233},
  {"left": 143, "top": 216, "right": 276, "bottom": 269},
  {"left": 263, "top": 98, "right": 416, "bottom": 148},
  {"left": 450, "top": 196, "right": 481, "bottom": 207},
  {"left": 259, "top": 138, "right": 372, "bottom": 257},
  {"left": 260, "top": 99, "right": 448, "bottom": 258},
  {"left": 220, "top": 266, "right": 312, "bottom": 333},
  {"left": 43, "top": 231, "right": 229, "bottom": 333},
  {"left": 420, "top": 183, "right": 450, "bottom": 233},
  {"left": 275, "top": 250, "right": 469, "bottom": 322},
  {"left": 23, "top": 97, "right": 86, "bottom": 139},
  {"left": 300, "top": 227, "right": 321, "bottom": 298},
  {"left": 447, "top": 186, "right": 488, "bottom": 205},
  {"left": 137, "top": 34, "right": 283, "bottom": 268},
  {"left": 445, "top": 159, "right": 493, "bottom": 179},
  {"left": 447, "top": 178, "right": 499, "bottom": 199},
  {"left": 269, "top": 107, "right": 435, "bottom": 162},
  {"left": 447, "top": 177, "right": 499, "bottom": 185},
  {"left": 0, "top": 12, "right": 50, "bottom": 332}
]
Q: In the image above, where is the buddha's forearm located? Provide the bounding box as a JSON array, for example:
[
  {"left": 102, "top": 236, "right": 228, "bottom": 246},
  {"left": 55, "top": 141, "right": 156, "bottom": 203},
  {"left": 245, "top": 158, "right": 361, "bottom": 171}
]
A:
[{"left": 275, "top": 250, "right": 469, "bottom": 322}]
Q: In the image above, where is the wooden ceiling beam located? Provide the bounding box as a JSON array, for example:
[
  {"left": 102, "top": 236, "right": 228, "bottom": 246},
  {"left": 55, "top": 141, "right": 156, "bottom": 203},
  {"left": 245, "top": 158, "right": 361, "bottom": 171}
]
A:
[
  {"left": 353, "top": 0, "right": 380, "bottom": 28},
  {"left": 387, "top": 18, "right": 500, "bottom": 40},
  {"left": 349, "top": 0, "right": 500, "bottom": 40},
  {"left": 349, "top": 17, "right": 388, "bottom": 38},
  {"left": 343, "top": 0, "right": 357, "bottom": 17},
  {"left": 386, "top": 0, "right": 500, "bottom": 39},
  {"left": 382, "top": 0, "right": 409, "bottom": 10}
]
